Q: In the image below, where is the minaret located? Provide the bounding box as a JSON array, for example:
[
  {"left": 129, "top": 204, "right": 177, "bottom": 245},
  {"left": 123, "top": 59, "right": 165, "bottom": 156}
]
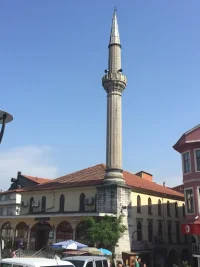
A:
[{"left": 102, "top": 8, "right": 127, "bottom": 185}]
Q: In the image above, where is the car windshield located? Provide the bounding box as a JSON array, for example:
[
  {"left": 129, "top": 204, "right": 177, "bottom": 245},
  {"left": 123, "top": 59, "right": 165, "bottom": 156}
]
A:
[{"left": 65, "top": 261, "right": 84, "bottom": 267}]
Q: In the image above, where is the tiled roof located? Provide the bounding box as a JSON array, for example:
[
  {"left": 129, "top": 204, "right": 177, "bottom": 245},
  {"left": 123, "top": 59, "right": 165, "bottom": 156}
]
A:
[
  {"left": 24, "top": 164, "right": 184, "bottom": 198},
  {"left": 22, "top": 175, "right": 51, "bottom": 184},
  {"left": 0, "top": 189, "right": 24, "bottom": 195}
]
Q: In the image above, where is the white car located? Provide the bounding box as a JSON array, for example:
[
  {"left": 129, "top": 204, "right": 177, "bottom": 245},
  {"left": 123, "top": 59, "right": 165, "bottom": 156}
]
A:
[
  {"left": 62, "top": 256, "right": 108, "bottom": 267},
  {"left": 0, "top": 257, "right": 75, "bottom": 267}
]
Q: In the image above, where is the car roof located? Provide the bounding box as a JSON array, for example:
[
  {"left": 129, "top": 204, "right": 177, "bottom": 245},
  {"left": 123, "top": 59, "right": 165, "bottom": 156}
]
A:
[
  {"left": 1, "top": 258, "right": 74, "bottom": 266},
  {"left": 63, "top": 256, "right": 107, "bottom": 261}
]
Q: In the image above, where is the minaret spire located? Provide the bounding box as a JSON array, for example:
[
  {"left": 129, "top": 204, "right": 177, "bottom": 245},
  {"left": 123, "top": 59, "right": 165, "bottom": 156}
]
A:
[
  {"left": 109, "top": 7, "right": 120, "bottom": 46},
  {"left": 102, "top": 9, "right": 127, "bottom": 185}
]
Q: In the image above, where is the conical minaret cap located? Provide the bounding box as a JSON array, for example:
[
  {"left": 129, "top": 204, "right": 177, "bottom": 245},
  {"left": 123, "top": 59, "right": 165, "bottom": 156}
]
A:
[{"left": 109, "top": 8, "right": 120, "bottom": 46}]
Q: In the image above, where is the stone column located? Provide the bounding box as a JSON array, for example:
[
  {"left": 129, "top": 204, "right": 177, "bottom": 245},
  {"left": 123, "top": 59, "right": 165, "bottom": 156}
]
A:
[
  {"left": 27, "top": 229, "right": 31, "bottom": 249},
  {"left": 72, "top": 229, "right": 76, "bottom": 241}
]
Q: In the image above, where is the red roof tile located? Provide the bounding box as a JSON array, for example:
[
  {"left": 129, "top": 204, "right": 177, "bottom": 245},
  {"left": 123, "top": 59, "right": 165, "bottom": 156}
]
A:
[
  {"left": 24, "top": 164, "right": 184, "bottom": 199},
  {"left": 0, "top": 189, "right": 25, "bottom": 195},
  {"left": 22, "top": 175, "right": 51, "bottom": 184}
]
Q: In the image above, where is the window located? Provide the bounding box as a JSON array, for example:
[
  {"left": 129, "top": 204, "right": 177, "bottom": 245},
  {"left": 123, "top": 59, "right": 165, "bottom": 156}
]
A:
[
  {"left": 158, "top": 221, "right": 163, "bottom": 243},
  {"left": 137, "top": 221, "right": 142, "bottom": 241},
  {"left": 41, "top": 196, "right": 46, "bottom": 212},
  {"left": 176, "top": 223, "right": 180, "bottom": 243},
  {"left": 7, "top": 207, "right": 14, "bottom": 215},
  {"left": 195, "top": 149, "right": 200, "bottom": 171},
  {"left": 86, "top": 263, "right": 93, "bottom": 267},
  {"left": 148, "top": 221, "right": 153, "bottom": 242},
  {"left": 0, "top": 207, "right": 4, "bottom": 215},
  {"left": 184, "top": 234, "right": 188, "bottom": 244},
  {"left": 29, "top": 197, "right": 34, "bottom": 213},
  {"left": 1, "top": 264, "right": 12, "bottom": 267},
  {"left": 168, "top": 222, "right": 172, "bottom": 243},
  {"left": 59, "top": 194, "right": 65, "bottom": 212},
  {"left": 167, "top": 201, "right": 170, "bottom": 216},
  {"left": 175, "top": 202, "right": 178, "bottom": 217},
  {"left": 158, "top": 199, "right": 162, "bottom": 216},
  {"left": 185, "top": 189, "right": 194, "bottom": 213},
  {"left": 79, "top": 193, "right": 85, "bottom": 212},
  {"left": 137, "top": 195, "right": 141, "bottom": 213},
  {"left": 96, "top": 261, "right": 103, "bottom": 267},
  {"left": 148, "top": 198, "right": 152, "bottom": 215},
  {"left": 182, "top": 204, "right": 185, "bottom": 217},
  {"left": 103, "top": 260, "right": 108, "bottom": 267},
  {"left": 182, "top": 152, "right": 191, "bottom": 174}
]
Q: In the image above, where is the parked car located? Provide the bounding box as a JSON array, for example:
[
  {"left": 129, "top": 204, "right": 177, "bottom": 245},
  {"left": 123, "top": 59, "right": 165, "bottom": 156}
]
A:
[
  {"left": 62, "top": 256, "right": 108, "bottom": 267},
  {"left": 0, "top": 257, "right": 75, "bottom": 267}
]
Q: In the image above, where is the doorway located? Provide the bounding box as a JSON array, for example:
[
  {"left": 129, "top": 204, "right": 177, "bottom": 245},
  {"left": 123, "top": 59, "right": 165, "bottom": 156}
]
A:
[{"left": 31, "top": 221, "right": 52, "bottom": 251}]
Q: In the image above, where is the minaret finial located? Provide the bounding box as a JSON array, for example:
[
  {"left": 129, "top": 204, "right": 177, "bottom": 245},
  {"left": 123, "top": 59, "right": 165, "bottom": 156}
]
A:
[{"left": 114, "top": 6, "right": 117, "bottom": 12}]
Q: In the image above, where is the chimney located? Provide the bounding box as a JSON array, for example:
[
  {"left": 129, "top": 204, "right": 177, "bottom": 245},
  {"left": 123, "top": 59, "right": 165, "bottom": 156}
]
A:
[
  {"left": 136, "top": 171, "right": 153, "bottom": 182},
  {"left": 163, "top": 181, "right": 166, "bottom": 187}
]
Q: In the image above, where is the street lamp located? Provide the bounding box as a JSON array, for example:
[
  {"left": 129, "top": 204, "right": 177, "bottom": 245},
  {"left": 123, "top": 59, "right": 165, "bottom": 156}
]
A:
[
  {"left": 0, "top": 110, "right": 13, "bottom": 259},
  {"left": 0, "top": 110, "right": 13, "bottom": 144}
]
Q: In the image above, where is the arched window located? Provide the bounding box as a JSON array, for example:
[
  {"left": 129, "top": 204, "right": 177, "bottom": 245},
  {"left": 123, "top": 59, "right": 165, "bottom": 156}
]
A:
[
  {"left": 158, "top": 199, "right": 162, "bottom": 216},
  {"left": 175, "top": 202, "right": 178, "bottom": 217},
  {"left": 56, "top": 221, "right": 73, "bottom": 242},
  {"left": 148, "top": 221, "right": 153, "bottom": 242},
  {"left": 137, "top": 195, "right": 141, "bottom": 213},
  {"left": 148, "top": 198, "right": 152, "bottom": 215},
  {"left": 137, "top": 221, "right": 142, "bottom": 241},
  {"left": 1, "top": 222, "right": 13, "bottom": 239},
  {"left": 182, "top": 204, "right": 185, "bottom": 218},
  {"left": 41, "top": 196, "right": 46, "bottom": 212},
  {"left": 167, "top": 201, "right": 170, "bottom": 217},
  {"left": 15, "top": 222, "right": 28, "bottom": 238},
  {"left": 168, "top": 222, "right": 172, "bottom": 243},
  {"left": 158, "top": 221, "right": 163, "bottom": 243},
  {"left": 79, "top": 193, "right": 85, "bottom": 212},
  {"left": 59, "top": 194, "right": 65, "bottom": 212},
  {"left": 29, "top": 197, "right": 34, "bottom": 213}
]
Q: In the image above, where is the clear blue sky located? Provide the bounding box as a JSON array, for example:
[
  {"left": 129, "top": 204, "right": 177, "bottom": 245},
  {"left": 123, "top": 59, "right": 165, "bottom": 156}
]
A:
[{"left": 0, "top": 0, "right": 200, "bottom": 189}]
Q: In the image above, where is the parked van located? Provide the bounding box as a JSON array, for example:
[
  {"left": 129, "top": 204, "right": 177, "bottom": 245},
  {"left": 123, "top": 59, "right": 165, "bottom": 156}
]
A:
[
  {"left": 62, "top": 256, "right": 108, "bottom": 267},
  {"left": 0, "top": 257, "right": 75, "bottom": 267}
]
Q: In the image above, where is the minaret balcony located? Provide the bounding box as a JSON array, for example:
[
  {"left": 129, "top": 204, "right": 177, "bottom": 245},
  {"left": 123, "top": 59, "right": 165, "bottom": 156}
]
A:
[{"left": 102, "top": 72, "right": 127, "bottom": 94}]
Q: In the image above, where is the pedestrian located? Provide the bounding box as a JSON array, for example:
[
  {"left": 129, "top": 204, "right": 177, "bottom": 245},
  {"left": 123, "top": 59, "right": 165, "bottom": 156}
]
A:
[
  {"left": 11, "top": 251, "right": 17, "bottom": 258},
  {"left": 137, "top": 258, "right": 142, "bottom": 267},
  {"left": 117, "top": 261, "right": 123, "bottom": 267}
]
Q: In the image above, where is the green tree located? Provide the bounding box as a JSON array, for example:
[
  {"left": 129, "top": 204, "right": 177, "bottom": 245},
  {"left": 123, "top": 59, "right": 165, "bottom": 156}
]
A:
[{"left": 80, "top": 215, "right": 127, "bottom": 250}]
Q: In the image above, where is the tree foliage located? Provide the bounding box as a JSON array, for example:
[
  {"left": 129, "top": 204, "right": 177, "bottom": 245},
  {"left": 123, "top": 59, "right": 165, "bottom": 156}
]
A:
[
  {"left": 80, "top": 215, "right": 127, "bottom": 249},
  {"left": 173, "top": 261, "right": 191, "bottom": 267}
]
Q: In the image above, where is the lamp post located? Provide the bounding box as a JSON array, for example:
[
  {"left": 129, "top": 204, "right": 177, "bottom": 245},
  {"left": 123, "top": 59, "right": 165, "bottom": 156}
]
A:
[
  {"left": 0, "top": 110, "right": 13, "bottom": 259},
  {"left": 0, "top": 110, "right": 13, "bottom": 144}
]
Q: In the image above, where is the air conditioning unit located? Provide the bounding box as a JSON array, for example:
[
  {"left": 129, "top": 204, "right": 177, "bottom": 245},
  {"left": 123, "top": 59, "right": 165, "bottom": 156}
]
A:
[
  {"left": 21, "top": 200, "right": 28, "bottom": 207},
  {"left": 85, "top": 197, "right": 94, "bottom": 205},
  {"left": 32, "top": 200, "right": 40, "bottom": 207}
]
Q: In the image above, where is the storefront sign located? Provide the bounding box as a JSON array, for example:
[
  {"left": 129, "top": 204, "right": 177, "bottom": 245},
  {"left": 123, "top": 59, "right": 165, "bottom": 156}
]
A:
[
  {"left": 182, "top": 223, "right": 200, "bottom": 234},
  {"left": 131, "top": 241, "right": 148, "bottom": 250},
  {"left": 35, "top": 217, "right": 50, "bottom": 221}
]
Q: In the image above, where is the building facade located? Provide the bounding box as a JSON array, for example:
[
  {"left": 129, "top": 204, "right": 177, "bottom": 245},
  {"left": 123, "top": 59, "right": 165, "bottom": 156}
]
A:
[
  {"left": 0, "top": 164, "right": 192, "bottom": 266},
  {"left": 173, "top": 124, "right": 200, "bottom": 267}
]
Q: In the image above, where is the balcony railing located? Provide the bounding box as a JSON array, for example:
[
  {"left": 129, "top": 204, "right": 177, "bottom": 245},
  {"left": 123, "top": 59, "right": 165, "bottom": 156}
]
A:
[{"left": 192, "top": 243, "right": 200, "bottom": 256}]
